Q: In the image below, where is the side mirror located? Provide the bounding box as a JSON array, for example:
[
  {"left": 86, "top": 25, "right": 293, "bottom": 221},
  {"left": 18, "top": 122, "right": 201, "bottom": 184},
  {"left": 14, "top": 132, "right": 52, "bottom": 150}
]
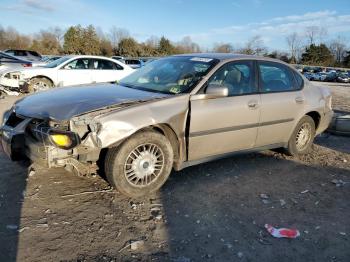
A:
[
  {"left": 191, "top": 84, "right": 229, "bottom": 101},
  {"left": 205, "top": 84, "right": 228, "bottom": 99},
  {"left": 206, "top": 84, "right": 229, "bottom": 98}
]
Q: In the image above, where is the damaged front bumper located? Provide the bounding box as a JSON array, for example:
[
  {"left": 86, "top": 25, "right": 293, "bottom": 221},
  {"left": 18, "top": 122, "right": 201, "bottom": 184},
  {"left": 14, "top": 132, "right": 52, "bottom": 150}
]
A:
[{"left": 0, "top": 110, "right": 100, "bottom": 175}]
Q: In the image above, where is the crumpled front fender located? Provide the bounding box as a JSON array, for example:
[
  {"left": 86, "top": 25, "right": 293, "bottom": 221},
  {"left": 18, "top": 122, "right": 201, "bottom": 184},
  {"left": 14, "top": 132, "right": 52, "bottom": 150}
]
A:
[{"left": 94, "top": 94, "right": 190, "bottom": 151}]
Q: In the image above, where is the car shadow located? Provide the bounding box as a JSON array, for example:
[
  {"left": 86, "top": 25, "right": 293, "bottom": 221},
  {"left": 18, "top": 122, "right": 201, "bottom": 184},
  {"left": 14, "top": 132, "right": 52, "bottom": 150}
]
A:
[
  {"left": 0, "top": 149, "right": 28, "bottom": 262},
  {"left": 160, "top": 151, "right": 350, "bottom": 261},
  {"left": 315, "top": 133, "right": 350, "bottom": 154}
]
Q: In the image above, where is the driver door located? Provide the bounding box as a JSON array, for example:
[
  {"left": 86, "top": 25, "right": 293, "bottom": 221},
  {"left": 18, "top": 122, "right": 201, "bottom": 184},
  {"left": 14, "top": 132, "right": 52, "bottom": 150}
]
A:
[
  {"left": 188, "top": 60, "right": 261, "bottom": 161},
  {"left": 57, "top": 58, "right": 93, "bottom": 86}
]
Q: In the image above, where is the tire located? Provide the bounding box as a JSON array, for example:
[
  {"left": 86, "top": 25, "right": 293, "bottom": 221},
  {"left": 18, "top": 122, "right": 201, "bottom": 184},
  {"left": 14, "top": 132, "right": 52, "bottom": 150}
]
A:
[
  {"left": 105, "top": 131, "right": 174, "bottom": 197},
  {"left": 286, "top": 115, "right": 315, "bottom": 156},
  {"left": 28, "top": 77, "right": 53, "bottom": 93}
]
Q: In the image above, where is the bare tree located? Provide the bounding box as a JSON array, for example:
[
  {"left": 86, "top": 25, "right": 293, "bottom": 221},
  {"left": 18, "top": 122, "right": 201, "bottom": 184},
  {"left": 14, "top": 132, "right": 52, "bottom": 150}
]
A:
[
  {"left": 49, "top": 26, "right": 64, "bottom": 45},
  {"left": 304, "top": 26, "right": 327, "bottom": 45},
  {"left": 286, "top": 32, "right": 301, "bottom": 63},
  {"left": 329, "top": 36, "right": 347, "bottom": 64},
  {"left": 145, "top": 35, "right": 160, "bottom": 49},
  {"left": 177, "top": 36, "right": 201, "bottom": 53},
  {"left": 239, "top": 35, "right": 266, "bottom": 55},
  {"left": 109, "top": 26, "right": 130, "bottom": 49},
  {"left": 318, "top": 27, "right": 328, "bottom": 44},
  {"left": 213, "top": 43, "right": 233, "bottom": 53}
]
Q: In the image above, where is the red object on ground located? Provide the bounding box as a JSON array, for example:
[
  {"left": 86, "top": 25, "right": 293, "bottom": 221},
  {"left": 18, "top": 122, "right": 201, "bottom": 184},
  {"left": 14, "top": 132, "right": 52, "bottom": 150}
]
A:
[{"left": 265, "top": 224, "right": 300, "bottom": 238}]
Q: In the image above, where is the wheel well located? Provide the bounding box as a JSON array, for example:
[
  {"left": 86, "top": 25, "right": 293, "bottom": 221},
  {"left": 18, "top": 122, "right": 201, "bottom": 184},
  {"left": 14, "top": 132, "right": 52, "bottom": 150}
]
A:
[
  {"left": 306, "top": 111, "right": 321, "bottom": 129},
  {"left": 31, "top": 75, "right": 54, "bottom": 86},
  {"left": 144, "top": 124, "right": 180, "bottom": 162},
  {"left": 102, "top": 124, "right": 181, "bottom": 165}
]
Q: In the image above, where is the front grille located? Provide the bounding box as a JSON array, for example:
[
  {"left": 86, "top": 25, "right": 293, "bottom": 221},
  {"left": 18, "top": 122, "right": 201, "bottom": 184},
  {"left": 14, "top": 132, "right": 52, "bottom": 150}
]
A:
[
  {"left": 6, "top": 113, "right": 24, "bottom": 128},
  {"left": 26, "top": 120, "right": 49, "bottom": 142}
]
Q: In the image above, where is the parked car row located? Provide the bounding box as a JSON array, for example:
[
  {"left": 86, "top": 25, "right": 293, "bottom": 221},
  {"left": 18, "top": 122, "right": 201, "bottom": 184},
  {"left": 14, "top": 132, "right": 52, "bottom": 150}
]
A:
[{"left": 299, "top": 66, "right": 350, "bottom": 83}]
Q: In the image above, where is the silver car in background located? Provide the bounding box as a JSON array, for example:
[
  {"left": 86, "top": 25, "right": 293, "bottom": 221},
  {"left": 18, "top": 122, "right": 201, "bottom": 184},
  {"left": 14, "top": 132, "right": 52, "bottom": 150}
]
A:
[{"left": 1, "top": 54, "right": 333, "bottom": 197}]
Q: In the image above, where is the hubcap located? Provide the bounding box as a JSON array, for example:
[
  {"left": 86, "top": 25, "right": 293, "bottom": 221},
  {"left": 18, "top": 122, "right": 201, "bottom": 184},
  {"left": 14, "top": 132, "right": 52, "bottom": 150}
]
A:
[
  {"left": 33, "top": 81, "right": 49, "bottom": 91},
  {"left": 295, "top": 123, "right": 312, "bottom": 151},
  {"left": 124, "top": 143, "right": 164, "bottom": 187}
]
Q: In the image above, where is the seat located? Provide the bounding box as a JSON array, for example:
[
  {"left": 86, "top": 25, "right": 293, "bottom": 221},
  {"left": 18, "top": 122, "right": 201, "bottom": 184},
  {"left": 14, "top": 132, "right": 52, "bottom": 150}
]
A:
[
  {"left": 223, "top": 68, "right": 243, "bottom": 95},
  {"left": 75, "top": 60, "right": 86, "bottom": 69}
]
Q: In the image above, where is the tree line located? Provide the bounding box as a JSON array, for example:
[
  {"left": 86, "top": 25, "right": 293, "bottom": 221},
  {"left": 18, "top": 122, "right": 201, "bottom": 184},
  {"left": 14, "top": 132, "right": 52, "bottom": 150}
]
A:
[{"left": 0, "top": 24, "right": 349, "bottom": 68}]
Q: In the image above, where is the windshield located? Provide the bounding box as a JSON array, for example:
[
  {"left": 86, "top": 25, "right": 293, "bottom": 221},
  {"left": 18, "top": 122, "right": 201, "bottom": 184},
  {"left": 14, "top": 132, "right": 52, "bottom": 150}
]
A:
[
  {"left": 44, "top": 56, "right": 71, "bottom": 68},
  {"left": 119, "top": 56, "right": 219, "bottom": 94}
]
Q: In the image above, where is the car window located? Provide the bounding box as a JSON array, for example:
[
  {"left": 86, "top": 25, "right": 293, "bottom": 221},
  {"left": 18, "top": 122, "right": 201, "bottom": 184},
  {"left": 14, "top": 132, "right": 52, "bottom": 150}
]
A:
[
  {"left": 120, "top": 56, "right": 219, "bottom": 94},
  {"left": 14, "top": 50, "right": 27, "bottom": 56},
  {"left": 64, "top": 58, "right": 90, "bottom": 70},
  {"left": 293, "top": 71, "right": 304, "bottom": 90},
  {"left": 45, "top": 56, "right": 71, "bottom": 68},
  {"left": 126, "top": 60, "right": 140, "bottom": 65},
  {"left": 5, "top": 50, "right": 15, "bottom": 56},
  {"left": 258, "top": 62, "right": 294, "bottom": 92},
  {"left": 28, "top": 51, "right": 41, "bottom": 57},
  {"left": 208, "top": 60, "right": 256, "bottom": 96},
  {"left": 92, "top": 59, "right": 123, "bottom": 70}
]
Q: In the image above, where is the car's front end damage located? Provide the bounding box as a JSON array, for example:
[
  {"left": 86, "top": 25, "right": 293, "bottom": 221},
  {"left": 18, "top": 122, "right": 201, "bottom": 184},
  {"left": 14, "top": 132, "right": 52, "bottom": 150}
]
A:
[
  {"left": 0, "top": 69, "right": 34, "bottom": 95},
  {"left": 0, "top": 83, "right": 190, "bottom": 175},
  {"left": 1, "top": 110, "right": 99, "bottom": 174}
]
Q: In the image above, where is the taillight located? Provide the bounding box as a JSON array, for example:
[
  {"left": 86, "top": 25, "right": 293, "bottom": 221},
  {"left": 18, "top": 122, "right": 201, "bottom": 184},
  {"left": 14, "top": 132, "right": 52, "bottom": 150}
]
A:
[{"left": 22, "top": 63, "right": 32, "bottom": 67}]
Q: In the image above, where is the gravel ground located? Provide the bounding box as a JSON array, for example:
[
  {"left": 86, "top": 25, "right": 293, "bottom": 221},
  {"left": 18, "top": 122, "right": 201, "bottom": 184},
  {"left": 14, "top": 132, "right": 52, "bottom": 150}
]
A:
[{"left": 0, "top": 82, "right": 349, "bottom": 262}]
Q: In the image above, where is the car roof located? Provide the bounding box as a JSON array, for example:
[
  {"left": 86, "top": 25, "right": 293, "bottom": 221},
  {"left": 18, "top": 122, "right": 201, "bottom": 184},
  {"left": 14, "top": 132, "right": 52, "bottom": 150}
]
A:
[
  {"left": 174, "top": 53, "right": 288, "bottom": 64},
  {"left": 64, "top": 55, "right": 119, "bottom": 59}
]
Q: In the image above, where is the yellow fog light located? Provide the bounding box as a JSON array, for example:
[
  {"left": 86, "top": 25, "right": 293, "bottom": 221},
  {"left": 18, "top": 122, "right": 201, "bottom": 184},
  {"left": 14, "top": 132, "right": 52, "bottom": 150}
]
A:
[
  {"left": 48, "top": 130, "right": 80, "bottom": 150},
  {"left": 50, "top": 134, "right": 72, "bottom": 147}
]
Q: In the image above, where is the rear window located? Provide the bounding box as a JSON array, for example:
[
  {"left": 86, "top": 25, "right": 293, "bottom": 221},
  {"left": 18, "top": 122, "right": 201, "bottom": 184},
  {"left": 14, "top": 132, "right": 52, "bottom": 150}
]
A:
[
  {"left": 93, "top": 59, "right": 123, "bottom": 70},
  {"left": 258, "top": 61, "right": 295, "bottom": 92},
  {"left": 293, "top": 71, "right": 304, "bottom": 90},
  {"left": 14, "top": 50, "right": 27, "bottom": 56},
  {"left": 126, "top": 60, "right": 140, "bottom": 65},
  {"left": 28, "top": 51, "right": 41, "bottom": 57}
]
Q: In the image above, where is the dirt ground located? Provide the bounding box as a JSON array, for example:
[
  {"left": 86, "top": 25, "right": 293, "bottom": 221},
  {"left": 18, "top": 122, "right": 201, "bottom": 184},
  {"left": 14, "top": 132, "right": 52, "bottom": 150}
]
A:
[{"left": 0, "top": 82, "right": 349, "bottom": 262}]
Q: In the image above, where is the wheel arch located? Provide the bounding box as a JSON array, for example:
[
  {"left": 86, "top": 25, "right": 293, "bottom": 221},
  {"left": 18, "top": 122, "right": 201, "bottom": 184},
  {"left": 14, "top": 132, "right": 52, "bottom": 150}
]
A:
[
  {"left": 30, "top": 75, "right": 55, "bottom": 86},
  {"left": 103, "top": 123, "right": 182, "bottom": 168},
  {"left": 305, "top": 111, "right": 321, "bottom": 130}
]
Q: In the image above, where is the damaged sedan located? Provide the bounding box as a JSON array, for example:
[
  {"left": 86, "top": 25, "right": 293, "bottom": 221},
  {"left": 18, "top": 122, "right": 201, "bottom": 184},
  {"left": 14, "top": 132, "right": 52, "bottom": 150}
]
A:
[{"left": 1, "top": 54, "right": 333, "bottom": 197}]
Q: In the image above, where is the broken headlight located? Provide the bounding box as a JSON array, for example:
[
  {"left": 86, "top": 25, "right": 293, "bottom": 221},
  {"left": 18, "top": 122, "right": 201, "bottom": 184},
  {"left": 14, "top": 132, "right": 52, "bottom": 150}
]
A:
[
  {"left": 48, "top": 130, "right": 80, "bottom": 150},
  {"left": 4, "top": 71, "right": 21, "bottom": 80}
]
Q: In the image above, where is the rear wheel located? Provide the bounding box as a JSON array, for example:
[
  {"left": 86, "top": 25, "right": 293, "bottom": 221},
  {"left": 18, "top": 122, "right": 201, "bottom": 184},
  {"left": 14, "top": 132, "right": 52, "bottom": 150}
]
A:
[
  {"left": 105, "top": 131, "right": 174, "bottom": 197},
  {"left": 28, "top": 77, "right": 53, "bottom": 93},
  {"left": 286, "top": 115, "right": 315, "bottom": 156}
]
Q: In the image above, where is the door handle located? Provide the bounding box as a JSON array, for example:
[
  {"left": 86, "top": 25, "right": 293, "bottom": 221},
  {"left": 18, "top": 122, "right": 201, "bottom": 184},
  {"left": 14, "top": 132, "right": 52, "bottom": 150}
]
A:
[
  {"left": 295, "top": 97, "right": 304, "bottom": 104},
  {"left": 248, "top": 100, "right": 259, "bottom": 109}
]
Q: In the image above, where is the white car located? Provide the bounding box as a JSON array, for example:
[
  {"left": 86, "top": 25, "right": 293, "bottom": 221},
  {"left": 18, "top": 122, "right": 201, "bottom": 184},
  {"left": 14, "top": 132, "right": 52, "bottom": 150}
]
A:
[{"left": 0, "top": 55, "right": 134, "bottom": 93}]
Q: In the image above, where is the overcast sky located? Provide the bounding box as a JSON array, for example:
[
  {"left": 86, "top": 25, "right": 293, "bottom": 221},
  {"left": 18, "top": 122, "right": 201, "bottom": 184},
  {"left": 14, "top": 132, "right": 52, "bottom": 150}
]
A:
[{"left": 1, "top": 0, "right": 350, "bottom": 51}]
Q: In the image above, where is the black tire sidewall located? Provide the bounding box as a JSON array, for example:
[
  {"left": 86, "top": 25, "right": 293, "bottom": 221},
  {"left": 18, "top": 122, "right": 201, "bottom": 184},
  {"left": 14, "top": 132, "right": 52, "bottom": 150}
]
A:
[
  {"left": 288, "top": 115, "right": 316, "bottom": 156},
  {"left": 105, "top": 131, "right": 174, "bottom": 197}
]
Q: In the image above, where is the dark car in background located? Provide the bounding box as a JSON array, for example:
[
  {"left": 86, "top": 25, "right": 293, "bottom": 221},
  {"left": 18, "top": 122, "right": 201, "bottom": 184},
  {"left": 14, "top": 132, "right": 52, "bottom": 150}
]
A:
[
  {"left": 124, "top": 59, "right": 145, "bottom": 69},
  {"left": 3, "top": 49, "right": 42, "bottom": 62},
  {"left": 337, "top": 72, "right": 350, "bottom": 83},
  {"left": 0, "top": 51, "right": 32, "bottom": 69}
]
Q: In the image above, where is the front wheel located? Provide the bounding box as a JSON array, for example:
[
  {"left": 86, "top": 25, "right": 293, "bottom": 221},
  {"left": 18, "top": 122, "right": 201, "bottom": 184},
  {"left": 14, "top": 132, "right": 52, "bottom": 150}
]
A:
[
  {"left": 27, "top": 77, "right": 53, "bottom": 93},
  {"left": 286, "top": 115, "right": 315, "bottom": 156},
  {"left": 105, "top": 131, "right": 174, "bottom": 197}
]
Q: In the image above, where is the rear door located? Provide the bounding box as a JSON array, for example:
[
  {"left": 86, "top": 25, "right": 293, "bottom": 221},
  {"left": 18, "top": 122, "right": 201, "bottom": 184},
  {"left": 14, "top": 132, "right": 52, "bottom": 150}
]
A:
[
  {"left": 57, "top": 58, "right": 93, "bottom": 86},
  {"left": 91, "top": 58, "right": 127, "bottom": 83},
  {"left": 255, "top": 61, "right": 305, "bottom": 147},
  {"left": 189, "top": 60, "right": 261, "bottom": 160}
]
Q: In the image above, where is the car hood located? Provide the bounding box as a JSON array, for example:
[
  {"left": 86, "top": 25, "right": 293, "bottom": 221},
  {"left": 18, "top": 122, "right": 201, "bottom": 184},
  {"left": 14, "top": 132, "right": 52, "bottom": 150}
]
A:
[{"left": 14, "top": 83, "right": 170, "bottom": 121}]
